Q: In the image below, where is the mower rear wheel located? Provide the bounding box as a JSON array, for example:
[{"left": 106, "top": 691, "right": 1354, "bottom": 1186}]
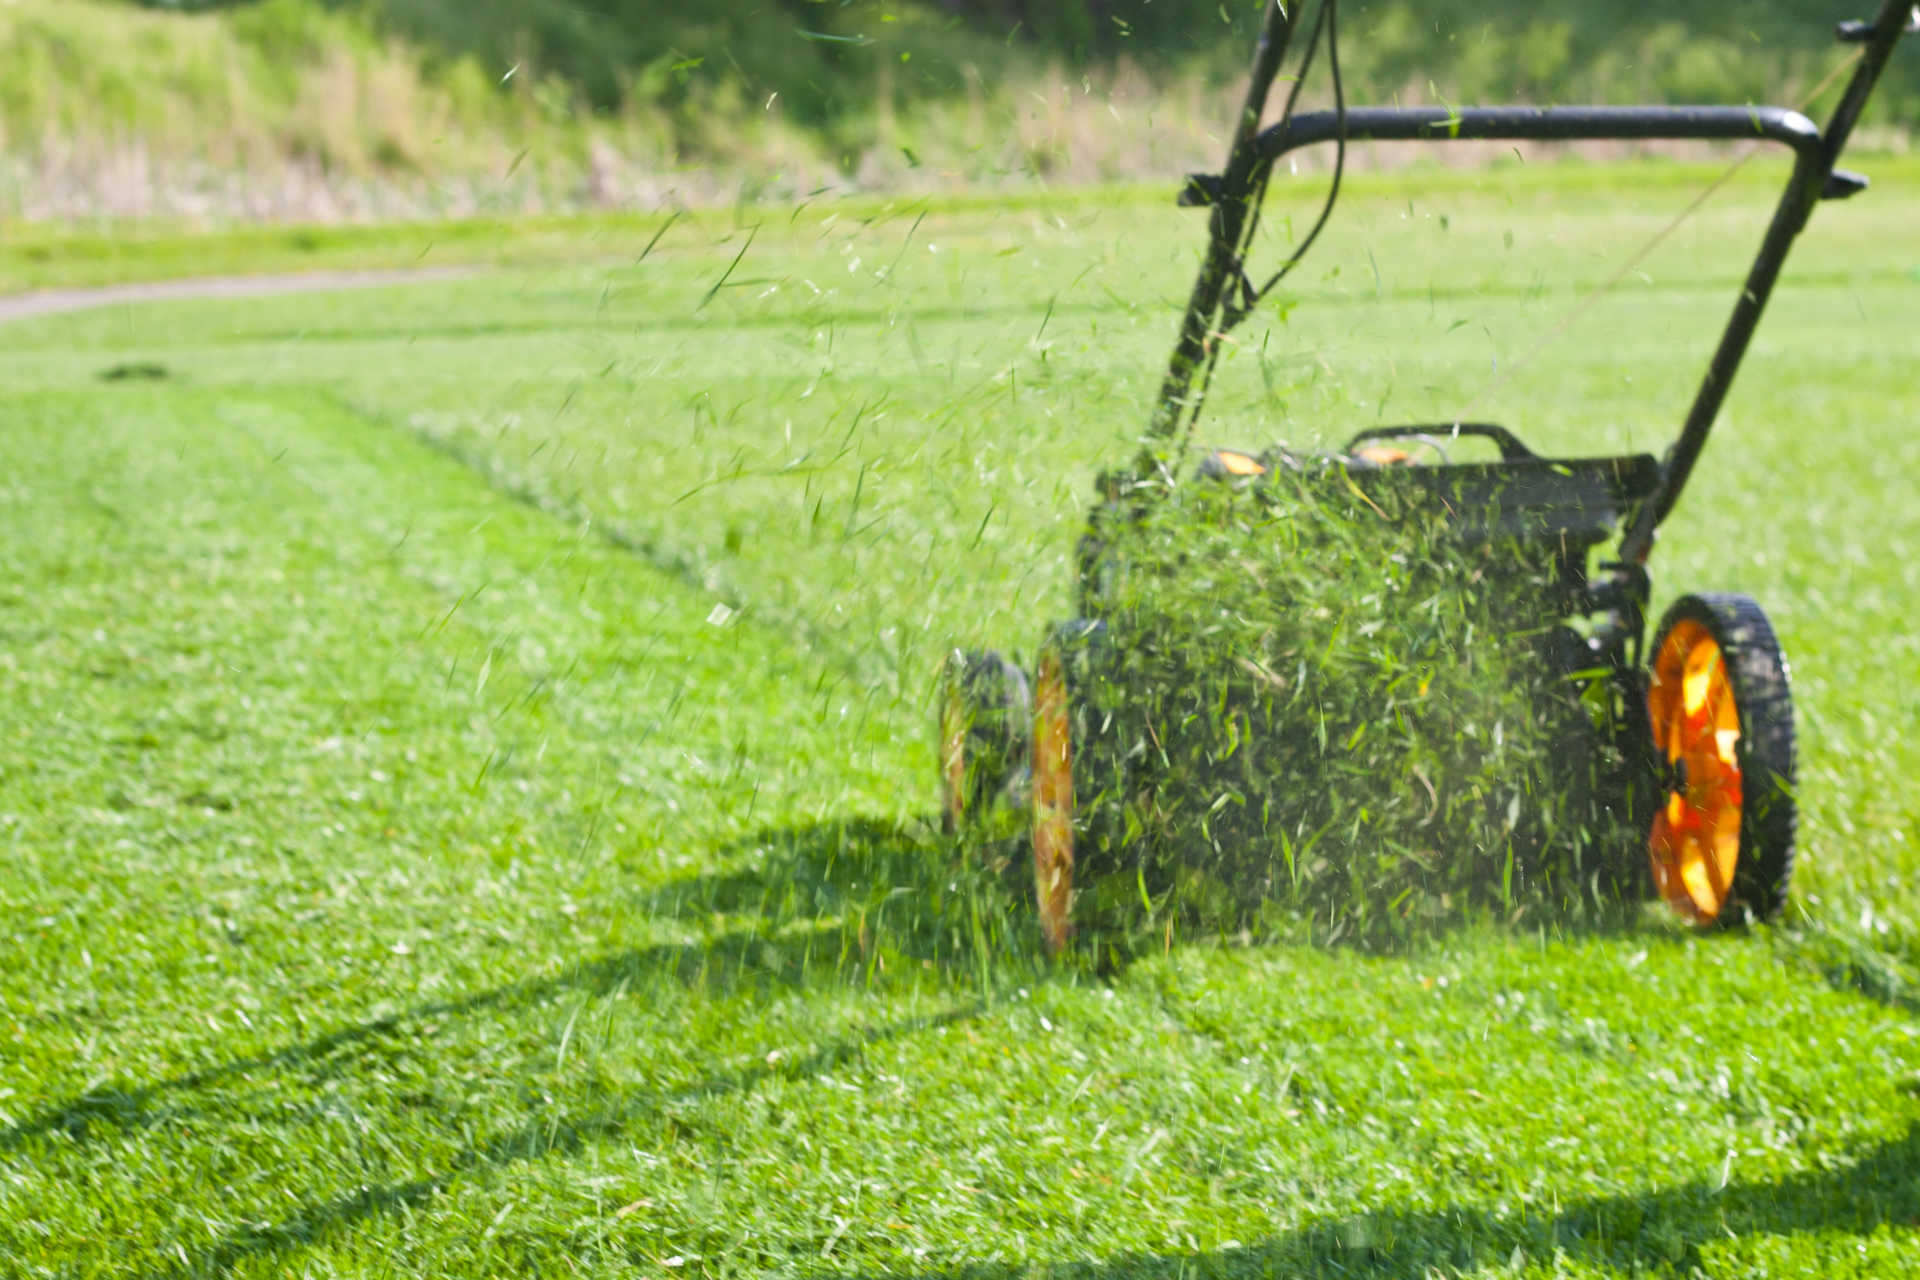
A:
[
  {"left": 937, "top": 650, "right": 1031, "bottom": 835},
  {"left": 1030, "top": 618, "right": 1124, "bottom": 953},
  {"left": 1645, "top": 593, "right": 1796, "bottom": 926},
  {"left": 1031, "top": 644, "right": 1077, "bottom": 955}
]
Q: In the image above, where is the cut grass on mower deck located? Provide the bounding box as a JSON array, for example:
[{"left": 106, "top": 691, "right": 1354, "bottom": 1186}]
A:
[
  {"left": 2, "top": 163, "right": 1920, "bottom": 1275},
  {"left": 1045, "top": 469, "right": 1643, "bottom": 953}
]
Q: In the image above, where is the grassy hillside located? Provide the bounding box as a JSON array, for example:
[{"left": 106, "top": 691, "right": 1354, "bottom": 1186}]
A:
[
  {"left": 139, "top": 0, "right": 1920, "bottom": 122},
  {"left": 2, "top": 0, "right": 1915, "bottom": 219}
]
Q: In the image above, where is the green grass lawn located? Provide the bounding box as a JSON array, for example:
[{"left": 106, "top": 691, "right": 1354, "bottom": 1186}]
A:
[{"left": 3, "top": 154, "right": 1920, "bottom": 1276}]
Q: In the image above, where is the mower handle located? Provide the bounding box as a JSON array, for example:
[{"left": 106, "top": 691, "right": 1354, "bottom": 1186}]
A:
[
  {"left": 1150, "top": 0, "right": 1910, "bottom": 566},
  {"left": 1837, "top": 7, "right": 1920, "bottom": 41},
  {"left": 1141, "top": 0, "right": 1302, "bottom": 468},
  {"left": 1242, "top": 0, "right": 1913, "bottom": 566},
  {"left": 1252, "top": 104, "right": 1824, "bottom": 168},
  {"left": 1346, "top": 423, "right": 1537, "bottom": 463}
]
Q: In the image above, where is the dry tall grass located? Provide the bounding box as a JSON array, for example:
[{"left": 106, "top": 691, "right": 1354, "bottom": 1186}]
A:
[{"left": 1, "top": 0, "right": 1908, "bottom": 222}]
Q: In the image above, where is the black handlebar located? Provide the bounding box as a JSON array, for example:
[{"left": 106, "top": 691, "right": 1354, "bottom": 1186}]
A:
[{"left": 1256, "top": 104, "right": 1824, "bottom": 168}]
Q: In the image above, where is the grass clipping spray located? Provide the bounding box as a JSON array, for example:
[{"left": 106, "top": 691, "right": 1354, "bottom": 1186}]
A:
[{"left": 1052, "top": 454, "right": 1643, "bottom": 952}]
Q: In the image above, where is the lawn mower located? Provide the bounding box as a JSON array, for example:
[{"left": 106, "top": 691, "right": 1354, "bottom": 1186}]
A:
[{"left": 939, "top": 0, "right": 1917, "bottom": 952}]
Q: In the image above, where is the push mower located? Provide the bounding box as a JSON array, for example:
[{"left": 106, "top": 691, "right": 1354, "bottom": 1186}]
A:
[{"left": 939, "top": 0, "right": 1917, "bottom": 952}]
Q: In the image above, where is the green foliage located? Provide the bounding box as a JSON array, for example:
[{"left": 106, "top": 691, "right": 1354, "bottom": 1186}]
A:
[
  {"left": 292, "top": 0, "right": 1920, "bottom": 128},
  {"left": 1348, "top": 2, "right": 1917, "bottom": 128},
  {"left": 1067, "top": 461, "right": 1635, "bottom": 949},
  {"left": 135, "top": 0, "right": 1022, "bottom": 129},
  {"left": 74, "top": 0, "right": 1917, "bottom": 200},
  {"left": 936, "top": 0, "right": 1264, "bottom": 61}
]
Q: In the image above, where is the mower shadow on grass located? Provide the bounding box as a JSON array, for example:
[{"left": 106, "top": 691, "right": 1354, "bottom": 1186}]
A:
[
  {"left": 814, "top": 1119, "right": 1920, "bottom": 1278},
  {"left": 0, "top": 816, "right": 1018, "bottom": 1277},
  {"left": 0, "top": 817, "right": 989, "bottom": 1158},
  {"left": 634, "top": 815, "right": 1054, "bottom": 978},
  {"left": 661, "top": 816, "right": 1683, "bottom": 975},
  {"left": 8, "top": 817, "right": 1709, "bottom": 1277},
  {"left": 1782, "top": 920, "right": 1920, "bottom": 1021},
  {"left": 108, "top": 1002, "right": 983, "bottom": 1280},
  {"left": 0, "top": 813, "right": 1673, "bottom": 1163}
]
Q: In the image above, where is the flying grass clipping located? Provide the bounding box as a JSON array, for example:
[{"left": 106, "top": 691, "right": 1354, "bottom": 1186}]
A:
[{"left": 945, "top": 443, "right": 1651, "bottom": 957}]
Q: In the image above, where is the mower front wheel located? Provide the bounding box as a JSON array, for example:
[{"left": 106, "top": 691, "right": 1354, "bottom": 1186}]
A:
[
  {"left": 1031, "top": 621, "right": 1112, "bottom": 955},
  {"left": 1644, "top": 593, "right": 1796, "bottom": 926},
  {"left": 1031, "top": 646, "right": 1076, "bottom": 955}
]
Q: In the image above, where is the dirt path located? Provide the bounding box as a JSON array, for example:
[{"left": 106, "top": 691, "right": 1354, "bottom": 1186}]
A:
[{"left": 0, "top": 266, "right": 475, "bottom": 325}]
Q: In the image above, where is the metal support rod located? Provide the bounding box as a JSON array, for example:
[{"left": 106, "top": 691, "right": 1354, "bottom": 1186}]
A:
[
  {"left": 1613, "top": 153, "right": 1824, "bottom": 563},
  {"left": 1826, "top": 4, "right": 1920, "bottom": 165},
  {"left": 1137, "top": 0, "right": 1299, "bottom": 482},
  {"left": 1618, "top": 0, "right": 1915, "bottom": 563}
]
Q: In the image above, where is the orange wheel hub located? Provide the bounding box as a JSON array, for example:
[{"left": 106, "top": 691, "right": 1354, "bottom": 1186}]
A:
[
  {"left": 1031, "top": 650, "right": 1075, "bottom": 955},
  {"left": 1646, "top": 618, "right": 1743, "bottom": 922}
]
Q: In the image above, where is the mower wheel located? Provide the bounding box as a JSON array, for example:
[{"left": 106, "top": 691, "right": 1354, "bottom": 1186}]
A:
[
  {"left": 937, "top": 650, "right": 1031, "bottom": 836},
  {"left": 1030, "top": 620, "right": 1109, "bottom": 955},
  {"left": 1645, "top": 593, "right": 1796, "bottom": 926}
]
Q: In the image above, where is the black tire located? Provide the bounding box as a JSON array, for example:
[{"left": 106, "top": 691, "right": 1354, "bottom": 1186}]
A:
[
  {"left": 1645, "top": 593, "right": 1796, "bottom": 926},
  {"left": 937, "top": 649, "right": 1031, "bottom": 835}
]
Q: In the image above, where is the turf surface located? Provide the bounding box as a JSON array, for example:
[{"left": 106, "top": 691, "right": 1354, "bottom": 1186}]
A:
[{"left": 3, "top": 156, "right": 1920, "bottom": 1276}]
